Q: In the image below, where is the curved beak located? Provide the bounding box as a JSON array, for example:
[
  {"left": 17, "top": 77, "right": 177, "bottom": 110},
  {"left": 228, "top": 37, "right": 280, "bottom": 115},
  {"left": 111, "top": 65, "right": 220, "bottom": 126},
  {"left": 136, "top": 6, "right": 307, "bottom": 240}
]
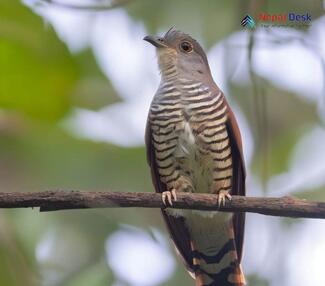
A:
[{"left": 143, "top": 35, "right": 167, "bottom": 48}]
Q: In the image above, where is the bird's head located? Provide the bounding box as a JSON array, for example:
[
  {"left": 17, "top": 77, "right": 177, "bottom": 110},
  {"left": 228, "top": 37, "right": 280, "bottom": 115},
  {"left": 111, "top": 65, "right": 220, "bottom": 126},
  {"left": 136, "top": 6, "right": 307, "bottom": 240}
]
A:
[{"left": 144, "top": 28, "right": 211, "bottom": 80}]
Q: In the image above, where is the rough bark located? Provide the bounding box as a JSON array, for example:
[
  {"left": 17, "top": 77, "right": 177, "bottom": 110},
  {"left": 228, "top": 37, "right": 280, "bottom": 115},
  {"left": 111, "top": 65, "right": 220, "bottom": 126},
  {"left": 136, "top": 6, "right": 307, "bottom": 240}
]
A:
[{"left": 0, "top": 191, "right": 323, "bottom": 218}]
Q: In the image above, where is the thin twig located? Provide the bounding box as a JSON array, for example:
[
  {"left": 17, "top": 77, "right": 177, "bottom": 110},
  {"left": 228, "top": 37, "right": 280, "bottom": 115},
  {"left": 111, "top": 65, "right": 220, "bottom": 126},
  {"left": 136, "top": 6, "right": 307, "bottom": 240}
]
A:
[{"left": 0, "top": 191, "right": 324, "bottom": 219}]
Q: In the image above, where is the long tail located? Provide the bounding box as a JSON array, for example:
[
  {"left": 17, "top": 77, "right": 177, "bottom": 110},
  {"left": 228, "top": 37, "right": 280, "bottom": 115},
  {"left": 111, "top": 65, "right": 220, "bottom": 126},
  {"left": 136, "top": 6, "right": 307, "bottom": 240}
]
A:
[
  {"left": 187, "top": 213, "right": 246, "bottom": 286},
  {"left": 194, "top": 261, "right": 245, "bottom": 286}
]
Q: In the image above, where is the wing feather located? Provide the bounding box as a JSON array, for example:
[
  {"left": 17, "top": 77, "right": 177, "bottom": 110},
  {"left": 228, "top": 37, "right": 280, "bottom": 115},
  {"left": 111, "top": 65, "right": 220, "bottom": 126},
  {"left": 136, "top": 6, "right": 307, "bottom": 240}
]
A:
[
  {"left": 145, "top": 118, "right": 195, "bottom": 272},
  {"left": 225, "top": 103, "right": 246, "bottom": 262}
]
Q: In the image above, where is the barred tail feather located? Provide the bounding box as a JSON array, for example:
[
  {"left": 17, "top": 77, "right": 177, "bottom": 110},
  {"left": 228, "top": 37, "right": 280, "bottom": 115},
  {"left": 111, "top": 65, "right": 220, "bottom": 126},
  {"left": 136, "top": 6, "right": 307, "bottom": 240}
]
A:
[
  {"left": 195, "top": 262, "right": 245, "bottom": 286},
  {"left": 187, "top": 214, "right": 246, "bottom": 286}
]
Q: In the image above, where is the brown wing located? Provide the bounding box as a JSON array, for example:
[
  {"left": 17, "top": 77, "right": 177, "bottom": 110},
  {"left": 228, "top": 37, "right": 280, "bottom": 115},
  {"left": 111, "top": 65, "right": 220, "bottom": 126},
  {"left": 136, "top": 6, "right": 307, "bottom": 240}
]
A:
[
  {"left": 225, "top": 103, "right": 246, "bottom": 262},
  {"left": 145, "top": 118, "right": 195, "bottom": 272}
]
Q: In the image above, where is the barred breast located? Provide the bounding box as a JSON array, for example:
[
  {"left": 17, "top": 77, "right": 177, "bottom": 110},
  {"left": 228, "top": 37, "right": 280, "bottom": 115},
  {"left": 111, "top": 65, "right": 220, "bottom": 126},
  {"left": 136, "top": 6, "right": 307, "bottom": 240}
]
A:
[
  {"left": 149, "top": 78, "right": 232, "bottom": 196},
  {"left": 149, "top": 80, "right": 183, "bottom": 186},
  {"left": 180, "top": 79, "right": 233, "bottom": 195}
]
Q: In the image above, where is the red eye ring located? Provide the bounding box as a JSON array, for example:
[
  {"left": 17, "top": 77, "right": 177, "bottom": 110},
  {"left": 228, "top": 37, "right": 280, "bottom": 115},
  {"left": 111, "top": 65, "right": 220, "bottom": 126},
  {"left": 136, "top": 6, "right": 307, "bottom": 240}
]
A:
[{"left": 180, "top": 41, "right": 193, "bottom": 53}]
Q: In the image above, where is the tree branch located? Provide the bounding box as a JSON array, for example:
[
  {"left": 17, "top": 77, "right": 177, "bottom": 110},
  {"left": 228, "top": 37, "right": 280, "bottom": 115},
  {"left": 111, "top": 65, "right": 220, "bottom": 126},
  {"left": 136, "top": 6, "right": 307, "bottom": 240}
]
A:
[{"left": 0, "top": 191, "right": 324, "bottom": 218}]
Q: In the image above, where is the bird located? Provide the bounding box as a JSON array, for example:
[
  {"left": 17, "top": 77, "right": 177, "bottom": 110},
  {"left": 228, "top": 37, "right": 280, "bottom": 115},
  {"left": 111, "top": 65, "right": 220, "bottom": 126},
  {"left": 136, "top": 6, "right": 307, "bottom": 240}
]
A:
[{"left": 144, "top": 28, "right": 246, "bottom": 286}]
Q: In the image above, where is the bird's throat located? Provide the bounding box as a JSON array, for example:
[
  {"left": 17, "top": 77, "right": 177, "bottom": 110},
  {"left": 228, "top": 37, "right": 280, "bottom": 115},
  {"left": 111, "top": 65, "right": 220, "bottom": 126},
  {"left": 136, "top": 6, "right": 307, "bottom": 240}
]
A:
[{"left": 157, "top": 48, "right": 178, "bottom": 79}]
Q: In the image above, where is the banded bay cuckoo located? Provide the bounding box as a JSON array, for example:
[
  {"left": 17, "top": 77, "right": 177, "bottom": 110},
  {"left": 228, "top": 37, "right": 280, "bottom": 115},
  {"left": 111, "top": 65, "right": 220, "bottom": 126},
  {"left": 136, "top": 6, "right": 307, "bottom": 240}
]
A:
[{"left": 144, "top": 28, "right": 246, "bottom": 286}]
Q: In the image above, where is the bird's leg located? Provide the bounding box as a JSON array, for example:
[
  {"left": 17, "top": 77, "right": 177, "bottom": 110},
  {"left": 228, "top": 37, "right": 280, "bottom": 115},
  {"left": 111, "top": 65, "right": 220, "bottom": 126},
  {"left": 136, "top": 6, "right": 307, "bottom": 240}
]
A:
[
  {"left": 162, "top": 174, "right": 192, "bottom": 206},
  {"left": 162, "top": 189, "right": 177, "bottom": 206},
  {"left": 211, "top": 154, "right": 233, "bottom": 208},
  {"left": 217, "top": 190, "right": 232, "bottom": 207},
  {"left": 213, "top": 177, "right": 232, "bottom": 207}
]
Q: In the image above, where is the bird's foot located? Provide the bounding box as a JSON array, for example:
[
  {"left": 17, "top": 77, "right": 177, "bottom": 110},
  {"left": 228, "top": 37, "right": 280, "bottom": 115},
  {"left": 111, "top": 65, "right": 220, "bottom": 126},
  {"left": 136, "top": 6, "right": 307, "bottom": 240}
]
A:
[
  {"left": 217, "top": 190, "right": 232, "bottom": 207},
  {"left": 162, "top": 189, "right": 177, "bottom": 206}
]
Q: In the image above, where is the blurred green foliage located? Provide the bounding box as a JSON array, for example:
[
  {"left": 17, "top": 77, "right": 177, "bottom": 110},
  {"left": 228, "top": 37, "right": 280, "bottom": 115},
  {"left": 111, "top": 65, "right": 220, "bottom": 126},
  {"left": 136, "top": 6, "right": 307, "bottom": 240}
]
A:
[
  {"left": 0, "top": 0, "right": 324, "bottom": 286},
  {"left": 0, "top": 0, "right": 78, "bottom": 121}
]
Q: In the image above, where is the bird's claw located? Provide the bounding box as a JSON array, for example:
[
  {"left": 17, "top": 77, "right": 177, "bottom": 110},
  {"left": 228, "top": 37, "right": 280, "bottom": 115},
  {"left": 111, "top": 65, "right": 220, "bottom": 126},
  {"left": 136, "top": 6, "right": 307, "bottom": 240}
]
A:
[
  {"left": 217, "top": 190, "right": 232, "bottom": 207},
  {"left": 162, "top": 189, "right": 177, "bottom": 206}
]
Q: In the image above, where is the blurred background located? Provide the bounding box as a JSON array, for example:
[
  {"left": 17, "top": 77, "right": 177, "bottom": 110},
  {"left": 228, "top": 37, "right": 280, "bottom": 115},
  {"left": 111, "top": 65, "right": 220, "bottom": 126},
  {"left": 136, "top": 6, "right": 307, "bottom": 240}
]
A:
[{"left": 0, "top": 0, "right": 325, "bottom": 285}]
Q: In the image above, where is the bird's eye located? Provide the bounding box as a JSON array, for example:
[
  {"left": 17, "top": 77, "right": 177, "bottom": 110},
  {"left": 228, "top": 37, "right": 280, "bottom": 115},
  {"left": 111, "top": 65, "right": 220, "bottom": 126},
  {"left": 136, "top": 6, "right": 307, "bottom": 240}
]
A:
[{"left": 180, "top": 41, "right": 193, "bottom": 53}]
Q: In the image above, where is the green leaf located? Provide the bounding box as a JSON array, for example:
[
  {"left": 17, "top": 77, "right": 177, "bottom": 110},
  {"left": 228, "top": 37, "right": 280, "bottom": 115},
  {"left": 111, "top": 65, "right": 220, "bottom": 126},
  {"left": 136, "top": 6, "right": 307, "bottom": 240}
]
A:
[{"left": 0, "top": 0, "right": 78, "bottom": 121}]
